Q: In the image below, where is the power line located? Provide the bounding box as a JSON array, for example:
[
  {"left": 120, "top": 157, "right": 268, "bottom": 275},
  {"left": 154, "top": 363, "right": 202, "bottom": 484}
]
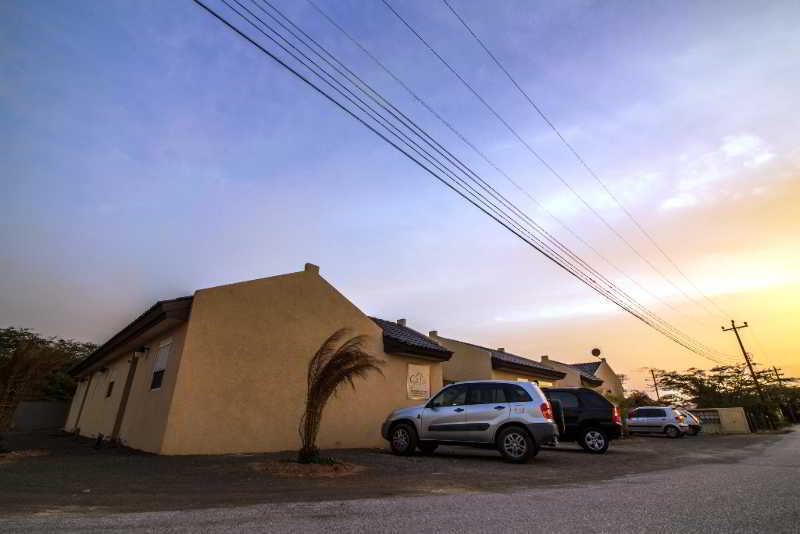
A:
[
  {"left": 191, "top": 0, "right": 736, "bottom": 363},
  {"left": 441, "top": 0, "right": 732, "bottom": 322},
  {"left": 303, "top": 0, "right": 736, "bottom": 357},
  {"left": 381, "top": 0, "right": 725, "bottom": 324}
]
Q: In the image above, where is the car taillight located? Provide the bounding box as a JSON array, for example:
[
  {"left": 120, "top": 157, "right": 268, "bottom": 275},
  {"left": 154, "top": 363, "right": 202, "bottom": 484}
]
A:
[
  {"left": 612, "top": 406, "right": 621, "bottom": 425},
  {"left": 540, "top": 401, "right": 553, "bottom": 420}
]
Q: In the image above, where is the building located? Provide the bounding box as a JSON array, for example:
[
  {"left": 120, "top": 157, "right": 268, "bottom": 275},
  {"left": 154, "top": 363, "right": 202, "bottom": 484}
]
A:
[
  {"left": 539, "top": 356, "right": 604, "bottom": 389},
  {"left": 428, "top": 333, "right": 566, "bottom": 386},
  {"left": 65, "top": 264, "right": 452, "bottom": 455},
  {"left": 570, "top": 358, "right": 625, "bottom": 398}
]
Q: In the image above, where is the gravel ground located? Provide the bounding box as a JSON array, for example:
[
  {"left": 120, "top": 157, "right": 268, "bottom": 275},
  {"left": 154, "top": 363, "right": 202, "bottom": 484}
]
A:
[{"left": 0, "top": 429, "right": 789, "bottom": 517}]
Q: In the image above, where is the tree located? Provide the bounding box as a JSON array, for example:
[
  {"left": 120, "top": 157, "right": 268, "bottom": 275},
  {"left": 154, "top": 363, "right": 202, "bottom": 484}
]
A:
[
  {"left": 0, "top": 327, "right": 96, "bottom": 431},
  {"left": 654, "top": 363, "right": 799, "bottom": 410},
  {"left": 298, "top": 328, "right": 384, "bottom": 463}
]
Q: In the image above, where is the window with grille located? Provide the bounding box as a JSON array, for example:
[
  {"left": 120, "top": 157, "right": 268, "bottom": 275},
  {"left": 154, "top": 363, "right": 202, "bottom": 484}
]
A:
[{"left": 150, "top": 338, "right": 172, "bottom": 391}]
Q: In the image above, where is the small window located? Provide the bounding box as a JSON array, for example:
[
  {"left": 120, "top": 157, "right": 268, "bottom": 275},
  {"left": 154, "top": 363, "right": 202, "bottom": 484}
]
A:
[
  {"left": 150, "top": 338, "right": 172, "bottom": 391},
  {"left": 503, "top": 384, "right": 533, "bottom": 403},
  {"left": 548, "top": 391, "right": 579, "bottom": 409},
  {"left": 652, "top": 409, "right": 667, "bottom": 418},
  {"left": 467, "top": 384, "right": 508, "bottom": 405},
  {"left": 429, "top": 384, "right": 467, "bottom": 407},
  {"left": 105, "top": 381, "right": 115, "bottom": 398}
]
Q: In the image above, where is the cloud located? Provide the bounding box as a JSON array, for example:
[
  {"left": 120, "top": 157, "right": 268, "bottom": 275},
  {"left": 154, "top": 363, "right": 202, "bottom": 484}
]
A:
[
  {"left": 661, "top": 193, "right": 697, "bottom": 210},
  {"left": 660, "top": 134, "right": 777, "bottom": 211}
]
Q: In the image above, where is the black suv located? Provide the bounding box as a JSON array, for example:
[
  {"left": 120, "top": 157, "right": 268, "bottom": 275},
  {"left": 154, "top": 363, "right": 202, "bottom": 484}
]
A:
[{"left": 542, "top": 387, "right": 622, "bottom": 454}]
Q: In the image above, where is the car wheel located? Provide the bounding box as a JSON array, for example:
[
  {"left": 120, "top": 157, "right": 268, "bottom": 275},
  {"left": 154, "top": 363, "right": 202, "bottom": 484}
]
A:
[
  {"left": 579, "top": 428, "right": 609, "bottom": 454},
  {"left": 390, "top": 423, "right": 418, "bottom": 456},
  {"left": 497, "top": 426, "right": 537, "bottom": 463},
  {"left": 418, "top": 442, "right": 438, "bottom": 455},
  {"left": 665, "top": 425, "right": 681, "bottom": 439}
]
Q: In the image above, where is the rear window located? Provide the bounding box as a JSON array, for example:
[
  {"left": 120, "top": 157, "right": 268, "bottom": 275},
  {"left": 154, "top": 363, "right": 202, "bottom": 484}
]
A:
[
  {"left": 579, "top": 390, "right": 613, "bottom": 409},
  {"left": 548, "top": 391, "right": 579, "bottom": 409},
  {"left": 503, "top": 384, "right": 532, "bottom": 403}
]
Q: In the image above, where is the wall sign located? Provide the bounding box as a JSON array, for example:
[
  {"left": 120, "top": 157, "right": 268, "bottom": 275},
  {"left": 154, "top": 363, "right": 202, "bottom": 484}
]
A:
[{"left": 407, "top": 363, "right": 430, "bottom": 400}]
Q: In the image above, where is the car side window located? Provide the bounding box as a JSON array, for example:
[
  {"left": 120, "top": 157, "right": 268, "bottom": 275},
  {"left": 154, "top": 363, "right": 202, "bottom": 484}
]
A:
[
  {"left": 503, "top": 384, "right": 533, "bottom": 403},
  {"left": 548, "top": 391, "right": 579, "bottom": 409},
  {"left": 467, "top": 384, "right": 508, "bottom": 405},
  {"left": 429, "top": 384, "right": 468, "bottom": 408},
  {"left": 637, "top": 409, "right": 652, "bottom": 417},
  {"left": 653, "top": 409, "right": 667, "bottom": 417}
]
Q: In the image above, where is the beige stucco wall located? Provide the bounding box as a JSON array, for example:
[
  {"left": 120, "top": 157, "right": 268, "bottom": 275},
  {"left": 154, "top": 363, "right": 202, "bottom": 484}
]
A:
[
  {"left": 159, "top": 267, "right": 444, "bottom": 455},
  {"left": 717, "top": 407, "right": 751, "bottom": 433},
  {"left": 65, "top": 356, "right": 128, "bottom": 438},
  {"left": 433, "top": 336, "right": 493, "bottom": 383},
  {"left": 116, "top": 324, "right": 188, "bottom": 453},
  {"left": 64, "top": 323, "right": 188, "bottom": 453},
  {"left": 592, "top": 360, "right": 624, "bottom": 398},
  {"left": 64, "top": 379, "right": 87, "bottom": 431},
  {"left": 539, "top": 359, "right": 585, "bottom": 388}
]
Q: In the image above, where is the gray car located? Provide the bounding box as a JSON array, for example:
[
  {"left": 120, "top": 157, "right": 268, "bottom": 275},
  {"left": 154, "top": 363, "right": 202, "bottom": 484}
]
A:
[
  {"left": 628, "top": 406, "right": 690, "bottom": 438},
  {"left": 381, "top": 380, "right": 558, "bottom": 463}
]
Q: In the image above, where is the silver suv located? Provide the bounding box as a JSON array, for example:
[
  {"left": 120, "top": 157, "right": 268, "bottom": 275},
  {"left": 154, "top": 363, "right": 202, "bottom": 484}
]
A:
[
  {"left": 628, "top": 406, "right": 690, "bottom": 438},
  {"left": 381, "top": 380, "right": 558, "bottom": 463}
]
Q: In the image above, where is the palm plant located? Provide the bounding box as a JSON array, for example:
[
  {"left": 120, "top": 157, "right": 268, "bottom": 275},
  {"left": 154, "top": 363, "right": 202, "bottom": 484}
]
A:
[{"left": 298, "top": 328, "right": 384, "bottom": 463}]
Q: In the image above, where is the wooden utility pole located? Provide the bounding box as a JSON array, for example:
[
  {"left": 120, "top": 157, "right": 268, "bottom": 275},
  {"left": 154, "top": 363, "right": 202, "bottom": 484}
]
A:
[
  {"left": 722, "top": 320, "right": 767, "bottom": 404},
  {"left": 650, "top": 369, "right": 661, "bottom": 401}
]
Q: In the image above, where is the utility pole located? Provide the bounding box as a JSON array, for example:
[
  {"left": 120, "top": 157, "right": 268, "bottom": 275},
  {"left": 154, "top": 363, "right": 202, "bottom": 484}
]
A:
[
  {"left": 773, "top": 366, "right": 784, "bottom": 388},
  {"left": 722, "top": 320, "right": 767, "bottom": 404},
  {"left": 650, "top": 369, "right": 661, "bottom": 402}
]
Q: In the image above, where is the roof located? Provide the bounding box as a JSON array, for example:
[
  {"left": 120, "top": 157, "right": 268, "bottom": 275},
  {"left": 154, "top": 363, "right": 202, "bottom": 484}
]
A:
[
  {"left": 572, "top": 361, "right": 602, "bottom": 376},
  {"left": 545, "top": 358, "right": 604, "bottom": 387},
  {"left": 438, "top": 336, "right": 566, "bottom": 380},
  {"left": 369, "top": 318, "right": 452, "bottom": 361},
  {"left": 70, "top": 296, "right": 194, "bottom": 376},
  {"left": 489, "top": 349, "right": 566, "bottom": 380}
]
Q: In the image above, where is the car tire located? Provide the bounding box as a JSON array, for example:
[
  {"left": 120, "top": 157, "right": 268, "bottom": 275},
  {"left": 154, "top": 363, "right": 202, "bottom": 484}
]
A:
[
  {"left": 389, "top": 423, "right": 418, "bottom": 456},
  {"left": 579, "top": 427, "right": 609, "bottom": 454},
  {"left": 418, "top": 442, "right": 438, "bottom": 455},
  {"left": 497, "top": 426, "right": 537, "bottom": 463},
  {"left": 665, "top": 425, "right": 681, "bottom": 439}
]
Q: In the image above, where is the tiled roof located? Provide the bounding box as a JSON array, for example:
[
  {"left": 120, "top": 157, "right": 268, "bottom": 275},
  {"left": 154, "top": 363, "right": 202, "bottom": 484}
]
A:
[
  {"left": 490, "top": 349, "right": 565, "bottom": 378},
  {"left": 70, "top": 296, "right": 194, "bottom": 376},
  {"left": 545, "top": 358, "right": 604, "bottom": 386},
  {"left": 572, "top": 361, "right": 602, "bottom": 376},
  {"left": 370, "top": 317, "right": 452, "bottom": 361}
]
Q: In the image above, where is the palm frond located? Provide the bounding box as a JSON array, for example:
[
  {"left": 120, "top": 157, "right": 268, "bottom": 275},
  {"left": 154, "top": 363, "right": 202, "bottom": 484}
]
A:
[{"left": 298, "top": 328, "right": 384, "bottom": 463}]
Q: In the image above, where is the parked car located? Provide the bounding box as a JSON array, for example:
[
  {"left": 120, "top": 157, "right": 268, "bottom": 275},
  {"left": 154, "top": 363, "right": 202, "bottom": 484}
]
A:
[
  {"left": 627, "top": 406, "right": 689, "bottom": 438},
  {"left": 677, "top": 409, "right": 703, "bottom": 436},
  {"left": 381, "top": 380, "right": 558, "bottom": 463},
  {"left": 541, "top": 387, "right": 622, "bottom": 454}
]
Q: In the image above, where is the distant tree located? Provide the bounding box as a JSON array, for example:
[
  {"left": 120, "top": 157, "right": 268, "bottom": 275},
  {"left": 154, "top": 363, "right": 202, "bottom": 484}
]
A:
[
  {"left": 0, "top": 327, "right": 96, "bottom": 431},
  {"left": 654, "top": 363, "right": 798, "bottom": 410},
  {"left": 298, "top": 328, "right": 384, "bottom": 463}
]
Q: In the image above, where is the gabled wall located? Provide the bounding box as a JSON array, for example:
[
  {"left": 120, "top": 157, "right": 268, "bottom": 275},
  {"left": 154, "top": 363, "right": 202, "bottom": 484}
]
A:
[
  {"left": 431, "top": 335, "right": 493, "bottom": 383},
  {"left": 159, "top": 265, "right": 443, "bottom": 455},
  {"left": 592, "top": 359, "right": 624, "bottom": 398}
]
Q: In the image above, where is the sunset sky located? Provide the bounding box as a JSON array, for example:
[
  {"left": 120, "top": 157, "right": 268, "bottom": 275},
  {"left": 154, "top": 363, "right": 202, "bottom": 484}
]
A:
[{"left": 2, "top": 0, "right": 798, "bottom": 392}]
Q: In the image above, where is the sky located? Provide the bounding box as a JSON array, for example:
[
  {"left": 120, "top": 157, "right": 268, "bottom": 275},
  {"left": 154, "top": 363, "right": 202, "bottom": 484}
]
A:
[{"left": 1, "top": 0, "right": 798, "bottom": 393}]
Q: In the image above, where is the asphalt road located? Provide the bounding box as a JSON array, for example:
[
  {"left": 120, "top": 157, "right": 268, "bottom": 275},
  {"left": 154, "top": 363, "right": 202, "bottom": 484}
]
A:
[{"left": 2, "top": 430, "right": 798, "bottom": 533}]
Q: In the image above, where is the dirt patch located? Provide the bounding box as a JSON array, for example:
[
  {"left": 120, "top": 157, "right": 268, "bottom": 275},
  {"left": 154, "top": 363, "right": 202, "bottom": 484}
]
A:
[
  {"left": 250, "top": 460, "right": 365, "bottom": 478},
  {"left": 0, "top": 449, "right": 50, "bottom": 465},
  {"left": 0, "top": 429, "right": 791, "bottom": 516}
]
